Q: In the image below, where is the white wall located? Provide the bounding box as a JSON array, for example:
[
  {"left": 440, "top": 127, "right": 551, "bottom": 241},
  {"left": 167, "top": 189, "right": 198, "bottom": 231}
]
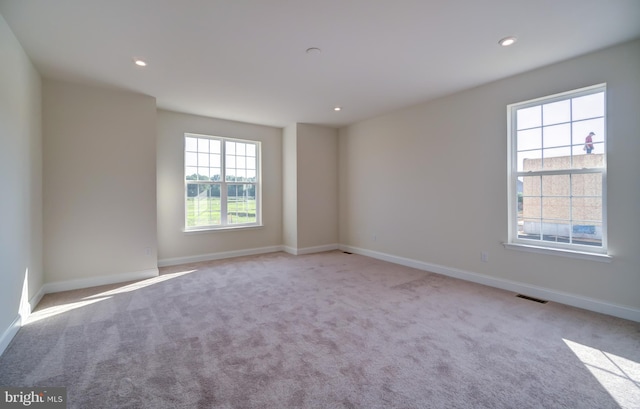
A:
[
  {"left": 43, "top": 80, "right": 158, "bottom": 286},
  {"left": 0, "top": 14, "right": 43, "bottom": 352},
  {"left": 339, "top": 40, "right": 640, "bottom": 315},
  {"left": 157, "top": 110, "right": 283, "bottom": 264}
]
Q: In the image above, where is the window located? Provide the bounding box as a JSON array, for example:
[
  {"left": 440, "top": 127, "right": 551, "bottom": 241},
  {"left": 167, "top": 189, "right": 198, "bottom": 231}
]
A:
[
  {"left": 185, "top": 133, "right": 260, "bottom": 230},
  {"left": 507, "top": 84, "right": 607, "bottom": 255}
]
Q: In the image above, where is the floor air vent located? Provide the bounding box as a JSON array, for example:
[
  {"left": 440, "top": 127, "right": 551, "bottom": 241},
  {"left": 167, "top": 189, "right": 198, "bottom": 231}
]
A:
[
  {"left": 343, "top": 251, "right": 353, "bottom": 254},
  {"left": 516, "top": 294, "right": 548, "bottom": 304}
]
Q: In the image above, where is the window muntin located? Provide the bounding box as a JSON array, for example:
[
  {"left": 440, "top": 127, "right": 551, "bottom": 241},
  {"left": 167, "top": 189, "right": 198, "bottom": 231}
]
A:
[
  {"left": 508, "top": 84, "right": 606, "bottom": 253},
  {"left": 185, "top": 134, "right": 260, "bottom": 230}
]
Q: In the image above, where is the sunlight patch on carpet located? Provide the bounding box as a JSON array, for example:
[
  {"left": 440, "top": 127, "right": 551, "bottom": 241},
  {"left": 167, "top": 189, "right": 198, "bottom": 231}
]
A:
[
  {"left": 26, "top": 297, "right": 111, "bottom": 325},
  {"left": 83, "top": 270, "right": 197, "bottom": 299},
  {"left": 563, "top": 338, "right": 640, "bottom": 409}
]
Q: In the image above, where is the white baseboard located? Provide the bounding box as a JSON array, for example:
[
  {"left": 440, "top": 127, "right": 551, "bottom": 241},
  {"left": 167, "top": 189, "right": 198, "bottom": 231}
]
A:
[
  {"left": 158, "top": 245, "right": 284, "bottom": 267},
  {"left": 43, "top": 268, "right": 159, "bottom": 294},
  {"left": 0, "top": 316, "right": 21, "bottom": 357},
  {"left": 284, "top": 243, "right": 339, "bottom": 256},
  {"left": 339, "top": 244, "right": 640, "bottom": 323}
]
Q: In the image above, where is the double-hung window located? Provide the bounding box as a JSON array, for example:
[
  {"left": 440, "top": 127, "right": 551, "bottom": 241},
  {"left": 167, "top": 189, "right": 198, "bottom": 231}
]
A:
[
  {"left": 184, "top": 133, "right": 261, "bottom": 230},
  {"left": 507, "top": 84, "right": 607, "bottom": 256}
]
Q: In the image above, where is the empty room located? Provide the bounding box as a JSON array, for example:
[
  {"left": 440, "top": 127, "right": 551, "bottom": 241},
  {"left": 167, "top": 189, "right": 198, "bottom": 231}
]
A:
[{"left": 1, "top": 1, "right": 639, "bottom": 408}]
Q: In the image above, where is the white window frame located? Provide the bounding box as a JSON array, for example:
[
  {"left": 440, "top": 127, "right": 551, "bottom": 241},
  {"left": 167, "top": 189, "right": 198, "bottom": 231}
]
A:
[
  {"left": 184, "top": 133, "right": 261, "bottom": 231},
  {"left": 506, "top": 84, "right": 609, "bottom": 260}
]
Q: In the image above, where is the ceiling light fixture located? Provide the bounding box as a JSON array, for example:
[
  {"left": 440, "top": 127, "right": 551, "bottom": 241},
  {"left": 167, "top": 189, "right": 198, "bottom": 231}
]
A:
[
  {"left": 334, "top": 106, "right": 342, "bottom": 112},
  {"left": 134, "top": 58, "right": 147, "bottom": 67},
  {"left": 306, "top": 47, "right": 321, "bottom": 55},
  {"left": 498, "top": 36, "right": 517, "bottom": 47}
]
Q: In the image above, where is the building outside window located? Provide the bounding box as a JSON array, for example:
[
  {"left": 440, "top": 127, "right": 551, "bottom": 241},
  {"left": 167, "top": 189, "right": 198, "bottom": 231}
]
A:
[
  {"left": 184, "top": 133, "right": 261, "bottom": 230},
  {"left": 507, "top": 84, "right": 607, "bottom": 255}
]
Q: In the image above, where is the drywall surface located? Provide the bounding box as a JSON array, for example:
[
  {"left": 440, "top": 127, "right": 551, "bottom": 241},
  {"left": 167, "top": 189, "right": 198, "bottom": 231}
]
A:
[
  {"left": 296, "top": 124, "right": 338, "bottom": 250},
  {"left": 282, "top": 124, "right": 298, "bottom": 249},
  {"left": 43, "top": 80, "right": 157, "bottom": 282},
  {"left": 157, "top": 110, "right": 282, "bottom": 261},
  {"left": 339, "top": 40, "right": 640, "bottom": 311},
  {"left": 0, "top": 13, "right": 43, "bottom": 345}
]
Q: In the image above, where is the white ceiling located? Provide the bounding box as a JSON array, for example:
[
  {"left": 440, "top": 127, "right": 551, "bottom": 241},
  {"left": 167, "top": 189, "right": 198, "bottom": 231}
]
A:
[{"left": 1, "top": 0, "right": 639, "bottom": 128}]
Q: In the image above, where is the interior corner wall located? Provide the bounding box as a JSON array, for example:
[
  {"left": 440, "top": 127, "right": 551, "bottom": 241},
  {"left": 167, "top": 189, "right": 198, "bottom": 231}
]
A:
[
  {"left": 296, "top": 124, "right": 338, "bottom": 250},
  {"left": 0, "top": 13, "right": 43, "bottom": 349},
  {"left": 339, "top": 39, "right": 640, "bottom": 313},
  {"left": 43, "top": 80, "right": 158, "bottom": 285},
  {"left": 156, "top": 110, "right": 283, "bottom": 263},
  {"left": 282, "top": 124, "right": 298, "bottom": 250}
]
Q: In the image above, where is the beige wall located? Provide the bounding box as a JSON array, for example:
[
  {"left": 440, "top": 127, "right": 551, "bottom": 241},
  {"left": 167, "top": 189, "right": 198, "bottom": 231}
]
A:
[
  {"left": 0, "top": 14, "right": 43, "bottom": 347},
  {"left": 157, "top": 110, "right": 282, "bottom": 263},
  {"left": 282, "top": 124, "right": 298, "bottom": 249},
  {"left": 282, "top": 123, "right": 339, "bottom": 253},
  {"left": 339, "top": 39, "right": 640, "bottom": 311},
  {"left": 296, "top": 124, "right": 339, "bottom": 250},
  {"left": 43, "top": 80, "right": 158, "bottom": 283}
]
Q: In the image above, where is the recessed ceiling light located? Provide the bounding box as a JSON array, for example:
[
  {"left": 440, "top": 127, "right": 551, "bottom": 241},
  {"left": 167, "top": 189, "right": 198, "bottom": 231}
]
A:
[
  {"left": 498, "top": 36, "right": 517, "bottom": 47},
  {"left": 134, "top": 59, "right": 147, "bottom": 67},
  {"left": 334, "top": 106, "right": 342, "bottom": 112},
  {"left": 306, "top": 47, "right": 321, "bottom": 55}
]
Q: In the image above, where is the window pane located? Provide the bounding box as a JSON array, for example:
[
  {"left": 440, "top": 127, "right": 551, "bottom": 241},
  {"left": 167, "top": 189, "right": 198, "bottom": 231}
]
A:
[
  {"left": 572, "top": 222, "right": 601, "bottom": 247},
  {"left": 237, "top": 156, "right": 246, "bottom": 169},
  {"left": 226, "top": 141, "right": 236, "bottom": 155},
  {"left": 522, "top": 197, "right": 541, "bottom": 218},
  {"left": 246, "top": 144, "right": 256, "bottom": 156},
  {"left": 572, "top": 197, "right": 602, "bottom": 223},
  {"left": 517, "top": 150, "right": 542, "bottom": 172},
  {"left": 517, "top": 128, "right": 542, "bottom": 151},
  {"left": 185, "top": 152, "right": 197, "bottom": 167},
  {"left": 210, "top": 154, "right": 221, "bottom": 168},
  {"left": 572, "top": 92, "right": 604, "bottom": 121},
  {"left": 542, "top": 174, "right": 570, "bottom": 196},
  {"left": 542, "top": 123, "right": 570, "bottom": 148},
  {"left": 237, "top": 143, "right": 246, "bottom": 156},
  {"left": 522, "top": 176, "right": 540, "bottom": 196},
  {"left": 197, "top": 167, "right": 210, "bottom": 180},
  {"left": 247, "top": 157, "right": 256, "bottom": 170},
  {"left": 517, "top": 106, "right": 541, "bottom": 130},
  {"left": 210, "top": 168, "right": 221, "bottom": 181},
  {"left": 520, "top": 218, "right": 541, "bottom": 240},
  {"left": 185, "top": 167, "right": 197, "bottom": 179},
  {"left": 572, "top": 173, "right": 602, "bottom": 196},
  {"left": 542, "top": 147, "right": 571, "bottom": 170},
  {"left": 210, "top": 140, "right": 221, "bottom": 154},
  {"left": 185, "top": 137, "right": 198, "bottom": 152},
  {"left": 186, "top": 183, "right": 221, "bottom": 227},
  {"left": 543, "top": 100, "right": 570, "bottom": 126},
  {"left": 542, "top": 197, "right": 570, "bottom": 220},
  {"left": 541, "top": 220, "right": 570, "bottom": 244},
  {"left": 573, "top": 152, "right": 604, "bottom": 169},
  {"left": 197, "top": 138, "right": 209, "bottom": 153},
  {"left": 226, "top": 167, "right": 236, "bottom": 182},
  {"left": 198, "top": 152, "right": 209, "bottom": 167},
  {"left": 227, "top": 184, "right": 257, "bottom": 224}
]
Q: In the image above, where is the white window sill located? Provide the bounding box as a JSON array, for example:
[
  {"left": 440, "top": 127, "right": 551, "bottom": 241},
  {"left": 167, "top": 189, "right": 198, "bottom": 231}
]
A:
[
  {"left": 183, "top": 224, "right": 264, "bottom": 234},
  {"left": 503, "top": 242, "right": 612, "bottom": 263}
]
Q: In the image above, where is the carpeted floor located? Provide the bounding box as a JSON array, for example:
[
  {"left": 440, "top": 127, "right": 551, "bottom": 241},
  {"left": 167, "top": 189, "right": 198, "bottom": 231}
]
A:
[{"left": 1, "top": 251, "right": 639, "bottom": 408}]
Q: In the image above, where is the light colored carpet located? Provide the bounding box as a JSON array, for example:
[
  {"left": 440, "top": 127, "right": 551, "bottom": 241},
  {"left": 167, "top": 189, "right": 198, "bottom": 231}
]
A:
[{"left": 1, "top": 251, "right": 639, "bottom": 408}]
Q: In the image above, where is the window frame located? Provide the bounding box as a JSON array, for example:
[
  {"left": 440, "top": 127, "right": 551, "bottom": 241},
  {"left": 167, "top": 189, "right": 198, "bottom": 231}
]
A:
[
  {"left": 506, "top": 84, "right": 609, "bottom": 258},
  {"left": 184, "top": 133, "right": 262, "bottom": 232}
]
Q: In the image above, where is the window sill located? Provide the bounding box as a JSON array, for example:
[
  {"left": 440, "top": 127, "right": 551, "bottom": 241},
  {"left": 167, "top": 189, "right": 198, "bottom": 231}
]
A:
[
  {"left": 503, "top": 242, "right": 612, "bottom": 263},
  {"left": 183, "top": 224, "right": 264, "bottom": 234}
]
